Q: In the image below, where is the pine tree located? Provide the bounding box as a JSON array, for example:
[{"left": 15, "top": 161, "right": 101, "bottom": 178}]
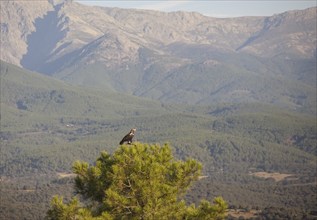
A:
[{"left": 46, "top": 143, "right": 227, "bottom": 219}]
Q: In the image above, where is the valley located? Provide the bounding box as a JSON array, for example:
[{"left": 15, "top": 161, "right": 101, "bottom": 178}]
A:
[{"left": 1, "top": 61, "right": 316, "bottom": 219}]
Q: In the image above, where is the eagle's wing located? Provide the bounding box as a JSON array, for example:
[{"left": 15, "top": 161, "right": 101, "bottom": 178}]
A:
[{"left": 119, "top": 133, "right": 132, "bottom": 145}]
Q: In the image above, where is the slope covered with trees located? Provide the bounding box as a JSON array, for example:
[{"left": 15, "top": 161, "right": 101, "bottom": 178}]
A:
[{"left": 1, "top": 61, "right": 316, "bottom": 219}]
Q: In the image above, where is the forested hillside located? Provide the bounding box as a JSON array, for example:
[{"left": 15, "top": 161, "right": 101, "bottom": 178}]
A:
[{"left": 1, "top": 61, "right": 316, "bottom": 219}]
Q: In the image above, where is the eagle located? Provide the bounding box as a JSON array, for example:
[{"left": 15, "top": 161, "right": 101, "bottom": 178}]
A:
[{"left": 119, "top": 128, "right": 136, "bottom": 145}]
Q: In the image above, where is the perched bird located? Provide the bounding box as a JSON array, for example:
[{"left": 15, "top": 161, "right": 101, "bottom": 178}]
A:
[{"left": 119, "top": 128, "right": 136, "bottom": 145}]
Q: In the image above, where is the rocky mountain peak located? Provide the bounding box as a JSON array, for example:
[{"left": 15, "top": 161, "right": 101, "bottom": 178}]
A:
[
  {"left": 1, "top": 2, "right": 316, "bottom": 110},
  {"left": 1, "top": 1, "right": 316, "bottom": 69}
]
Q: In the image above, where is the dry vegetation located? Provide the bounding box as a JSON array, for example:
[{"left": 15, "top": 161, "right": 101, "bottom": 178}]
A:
[
  {"left": 249, "top": 172, "right": 294, "bottom": 182},
  {"left": 228, "top": 209, "right": 261, "bottom": 219}
]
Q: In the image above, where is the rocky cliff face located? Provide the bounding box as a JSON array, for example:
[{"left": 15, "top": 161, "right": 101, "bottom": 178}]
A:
[
  {"left": 1, "top": 1, "right": 316, "bottom": 111},
  {"left": 1, "top": 1, "right": 315, "bottom": 70},
  {"left": 0, "top": 1, "right": 53, "bottom": 66},
  {"left": 237, "top": 7, "right": 317, "bottom": 57}
]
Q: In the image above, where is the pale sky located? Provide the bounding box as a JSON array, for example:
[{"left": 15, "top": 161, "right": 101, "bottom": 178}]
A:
[{"left": 77, "top": 1, "right": 316, "bottom": 18}]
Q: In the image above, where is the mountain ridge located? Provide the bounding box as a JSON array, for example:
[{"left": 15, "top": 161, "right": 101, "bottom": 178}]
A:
[
  {"left": 1, "top": 1, "right": 315, "bottom": 68},
  {"left": 1, "top": 1, "right": 316, "bottom": 111}
]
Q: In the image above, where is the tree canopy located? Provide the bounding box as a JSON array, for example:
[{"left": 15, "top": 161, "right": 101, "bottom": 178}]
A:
[{"left": 46, "top": 143, "right": 227, "bottom": 220}]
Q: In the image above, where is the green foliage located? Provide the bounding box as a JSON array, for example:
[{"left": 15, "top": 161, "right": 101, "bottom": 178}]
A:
[
  {"left": 186, "top": 198, "right": 228, "bottom": 220},
  {"left": 46, "top": 196, "right": 80, "bottom": 220},
  {"left": 1, "top": 60, "right": 316, "bottom": 219},
  {"left": 46, "top": 143, "right": 227, "bottom": 220},
  {"left": 73, "top": 152, "right": 114, "bottom": 202}
]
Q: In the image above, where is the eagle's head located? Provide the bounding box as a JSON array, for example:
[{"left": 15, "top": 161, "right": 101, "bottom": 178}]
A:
[{"left": 130, "top": 128, "right": 136, "bottom": 134}]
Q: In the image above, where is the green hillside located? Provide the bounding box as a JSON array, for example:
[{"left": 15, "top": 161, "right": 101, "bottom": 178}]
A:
[
  {"left": 53, "top": 49, "right": 316, "bottom": 115},
  {"left": 1, "top": 61, "right": 316, "bottom": 219}
]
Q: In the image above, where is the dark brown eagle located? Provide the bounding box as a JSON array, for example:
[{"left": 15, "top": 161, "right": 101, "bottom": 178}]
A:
[{"left": 119, "top": 128, "right": 136, "bottom": 145}]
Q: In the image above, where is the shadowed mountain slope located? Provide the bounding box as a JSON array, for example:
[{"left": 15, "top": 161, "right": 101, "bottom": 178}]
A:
[{"left": 1, "top": 1, "right": 316, "bottom": 111}]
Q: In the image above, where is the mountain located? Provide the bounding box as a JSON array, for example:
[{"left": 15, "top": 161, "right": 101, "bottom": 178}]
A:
[
  {"left": 0, "top": 60, "right": 169, "bottom": 123},
  {"left": 1, "top": 0, "right": 316, "bottom": 113}
]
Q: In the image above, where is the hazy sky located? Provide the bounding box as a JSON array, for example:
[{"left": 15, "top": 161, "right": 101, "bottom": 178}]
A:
[{"left": 77, "top": 1, "right": 316, "bottom": 17}]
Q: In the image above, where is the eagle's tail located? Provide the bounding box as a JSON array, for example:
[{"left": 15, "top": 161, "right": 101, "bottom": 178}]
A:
[{"left": 119, "top": 140, "right": 124, "bottom": 145}]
